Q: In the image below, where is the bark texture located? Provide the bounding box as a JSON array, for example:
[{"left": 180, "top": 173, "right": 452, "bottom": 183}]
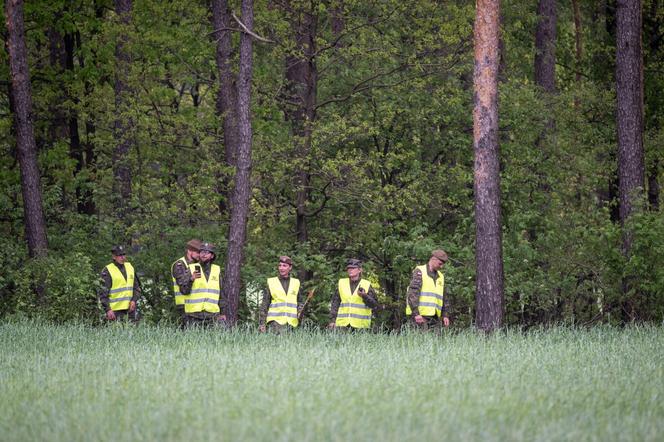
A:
[
  {"left": 534, "top": 0, "right": 557, "bottom": 93},
  {"left": 211, "top": 0, "right": 240, "bottom": 215},
  {"left": 6, "top": 0, "right": 49, "bottom": 257},
  {"left": 473, "top": 0, "right": 504, "bottom": 331},
  {"left": 113, "top": 0, "right": 134, "bottom": 221},
  {"left": 616, "top": 0, "right": 645, "bottom": 242},
  {"left": 223, "top": 0, "right": 255, "bottom": 325}
]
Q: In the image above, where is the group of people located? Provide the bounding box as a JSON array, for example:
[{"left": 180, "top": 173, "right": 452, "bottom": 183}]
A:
[{"left": 98, "top": 240, "right": 451, "bottom": 331}]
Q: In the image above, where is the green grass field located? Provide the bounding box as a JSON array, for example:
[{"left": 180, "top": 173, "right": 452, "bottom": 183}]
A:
[{"left": 0, "top": 321, "right": 662, "bottom": 442}]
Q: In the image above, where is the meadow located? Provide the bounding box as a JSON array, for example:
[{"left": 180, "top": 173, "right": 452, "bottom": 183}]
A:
[{"left": 0, "top": 321, "right": 662, "bottom": 442}]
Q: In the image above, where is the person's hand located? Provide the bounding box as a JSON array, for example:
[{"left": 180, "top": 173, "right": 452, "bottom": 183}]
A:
[
  {"left": 442, "top": 317, "right": 450, "bottom": 327},
  {"left": 327, "top": 322, "right": 336, "bottom": 329},
  {"left": 191, "top": 271, "right": 201, "bottom": 281},
  {"left": 218, "top": 315, "right": 227, "bottom": 322},
  {"left": 259, "top": 324, "right": 266, "bottom": 333},
  {"left": 106, "top": 310, "right": 116, "bottom": 321},
  {"left": 414, "top": 314, "right": 425, "bottom": 324},
  {"left": 129, "top": 301, "right": 136, "bottom": 312}
]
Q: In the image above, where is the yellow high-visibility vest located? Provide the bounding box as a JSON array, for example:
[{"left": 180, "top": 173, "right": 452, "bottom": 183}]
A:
[
  {"left": 171, "top": 256, "right": 190, "bottom": 306},
  {"left": 184, "top": 263, "right": 221, "bottom": 314},
  {"left": 105, "top": 262, "right": 135, "bottom": 311},
  {"left": 335, "top": 278, "right": 372, "bottom": 328},
  {"left": 406, "top": 264, "right": 444, "bottom": 317},
  {"left": 266, "top": 277, "right": 300, "bottom": 327}
]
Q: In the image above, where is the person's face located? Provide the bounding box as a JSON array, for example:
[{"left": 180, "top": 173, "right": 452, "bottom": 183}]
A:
[
  {"left": 278, "top": 262, "right": 291, "bottom": 278},
  {"left": 429, "top": 257, "right": 444, "bottom": 271},
  {"left": 112, "top": 253, "right": 127, "bottom": 265},
  {"left": 347, "top": 266, "right": 361, "bottom": 281},
  {"left": 187, "top": 248, "right": 200, "bottom": 262},
  {"left": 199, "top": 250, "right": 213, "bottom": 263}
]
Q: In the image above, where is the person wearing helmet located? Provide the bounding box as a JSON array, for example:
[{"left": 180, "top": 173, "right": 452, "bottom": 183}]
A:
[
  {"left": 328, "top": 258, "right": 379, "bottom": 331},
  {"left": 405, "top": 249, "right": 451, "bottom": 331},
  {"left": 183, "top": 242, "right": 227, "bottom": 328},
  {"left": 98, "top": 245, "right": 141, "bottom": 322}
]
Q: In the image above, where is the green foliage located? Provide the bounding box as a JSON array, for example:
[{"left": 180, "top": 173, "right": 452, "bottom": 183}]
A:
[
  {"left": 1, "top": 0, "right": 663, "bottom": 327},
  {"left": 7, "top": 252, "right": 99, "bottom": 323}
]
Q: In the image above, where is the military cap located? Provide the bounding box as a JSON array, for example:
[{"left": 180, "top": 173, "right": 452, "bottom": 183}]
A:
[
  {"left": 186, "top": 239, "right": 202, "bottom": 251},
  {"left": 279, "top": 255, "right": 293, "bottom": 266},
  {"left": 111, "top": 245, "right": 127, "bottom": 255},
  {"left": 431, "top": 249, "right": 448, "bottom": 263},
  {"left": 346, "top": 258, "right": 362, "bottom": 268},
  {"left": 200, "top": 242, "right": 216, "bottom": 254}
]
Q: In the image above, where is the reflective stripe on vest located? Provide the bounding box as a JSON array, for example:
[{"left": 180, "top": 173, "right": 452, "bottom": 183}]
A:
[
  {"left": 171, "top": 256, "right": 189, "bottom": 306},
  {"left": 185, "top": 264, "right": 221, "bottom": 314},
  {"left": 106, "top": 262, "right": 134, "bottom": 311},
  {"left": 336, "top": 278, "right": 372, "bottom": 328},
  {"left": 266, "top": 277, "right": 300, "bottom": 327},
  {"left": 405, "top": 264, "right": 444, "bottom": 317}
]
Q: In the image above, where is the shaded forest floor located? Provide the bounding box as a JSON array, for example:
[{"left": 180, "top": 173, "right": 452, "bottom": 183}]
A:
[{"left": 0, "top": 321, "right": 662, "bottom": 441}]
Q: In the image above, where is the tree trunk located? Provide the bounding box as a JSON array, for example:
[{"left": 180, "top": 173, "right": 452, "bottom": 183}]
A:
[
  {"left": 281, "top": 1, "right": 318, "bottom": 281},
  {"left": 113, "top": 0, "right": 133, "bottom": 222},
  {"left": 211, "top": 0, "right": 240, "bottom": 216},
  {"left": 6, "top": 0, "right": 49, "bottom": 258},
  {"left": 534, "top": 0, "right": 557, "bottom": 93},
  {"left": 473, "top": 0, "right": 504, "bottom": 332},
  {"left": 223, "top": 0, "right": 255, "bottom": 325},
  {"left": 616, "top": 0, "right": 645, "bottom": 321}
]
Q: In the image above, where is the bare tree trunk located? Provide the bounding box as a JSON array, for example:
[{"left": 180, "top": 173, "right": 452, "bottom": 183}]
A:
[
  {"left": 572, "top": 0, "right": 584, "bottom": 85},
  {"left": 647, "top": 160, "right": 660, "bottom": 210},
  {"left": 211, "top": 0, "right": 240, "bottom": 216},
  {"left": 6, "top": 0, "right": 49, "bottom": 258},
  {"left": 281, "top": 1, "right": 318, "bottom": 281},
  {"left": 616, "top": 0, "right": 645, "bottom": 321},
  {"left": 113, "top": 0, "right": 133, "bottom": 222},
  {"left": 534, "top": 0, "right": 557, "bottom": 93},
  {"left": 223, "top": 0, "right": 254, "bottom": 325},
  {"left": 473, "top": 0, "right": 504, "bottom": 332}
]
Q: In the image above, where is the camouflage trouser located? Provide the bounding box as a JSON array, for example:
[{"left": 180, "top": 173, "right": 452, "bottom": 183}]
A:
[
  {"left": 267, "top": 321, "right": 295, "bottom": 334},
  {"left": 408, "top": 315, "right": 442, "bottom": 333},
  {"left": 175, "top": 305, "right": 186, "bottom": 329},
  {"left": 332, "top": 326, "right": 370, "bottom": 334},
  {"left": 184, "top": 314, "right": 228, "bottom": 329},
  {"left": 108, "top": 309, "right": 139, "bottom": 323}
]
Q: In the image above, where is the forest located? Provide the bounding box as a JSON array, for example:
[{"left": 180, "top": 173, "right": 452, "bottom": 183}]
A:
[{"left": 1, "top": 0, "right": 663, "bottom": 329}]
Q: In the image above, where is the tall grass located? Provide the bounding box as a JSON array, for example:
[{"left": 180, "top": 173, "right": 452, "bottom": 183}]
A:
[{"left": 0, "top": 321, "right": 662, "bottom": 441}]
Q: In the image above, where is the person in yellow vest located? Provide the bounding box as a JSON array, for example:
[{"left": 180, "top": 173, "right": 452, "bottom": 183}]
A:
[
  {"left": 406, "top": 249, "right": 450, "bottom": 331},
  {"left": 170, "top": 239, "right": 202, "bottom": 322},
  {"left": 258, "top": 255, "right": 304, "bottom": 333},
  {"left": 183, "top": 242, "right": 227, "bottom": 328},
  {"left": 328, "top": 259, "right": 378, "bottom": 331},
  {"left": 98, "top": 245, "right": 141, "bottom": 322}
]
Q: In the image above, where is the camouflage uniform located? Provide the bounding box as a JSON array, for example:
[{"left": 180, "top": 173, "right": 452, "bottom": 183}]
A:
[
  {"left": 330, "top": 280, "right": 379, "bottom": 330},
  {"left": 406, "top": 266, "right": 450, "bottom": 331},
  {"left": 183, "top": 260, "right": 227, "bottom": 328},
  {"left": 171, "top": 256, "right": 196, "bottom": 319},
  {"left": 258, "top": 276, "right": 305, "bottom": 333},
  {"left": 98, "top": 263, "right": 141, "bottom": 322}
]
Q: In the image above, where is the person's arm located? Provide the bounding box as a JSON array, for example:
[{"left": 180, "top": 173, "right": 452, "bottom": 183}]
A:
[
  {"left": 406, "top": 268, "right": 423, "bottom": 316},
  {"left": 328, "top": 287, "right": 340, "bottom": 326},
  {"left": 258, "top": 285, "right": 271, "bottom": 328},
  {"left": 441, "top": 284, "right": 451, "bottom": 326},
  {"left": 98, "top": 268, "right": 112, "bottom": 312},
  {"left": 359, "top": 285, "right": 379, "bottom": 309},
  {"left": 131, "top": 272, "right": 141, "bottom": 302},
  {"left": 172, "top": 260, "right": 193, "bottom": 295}
]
